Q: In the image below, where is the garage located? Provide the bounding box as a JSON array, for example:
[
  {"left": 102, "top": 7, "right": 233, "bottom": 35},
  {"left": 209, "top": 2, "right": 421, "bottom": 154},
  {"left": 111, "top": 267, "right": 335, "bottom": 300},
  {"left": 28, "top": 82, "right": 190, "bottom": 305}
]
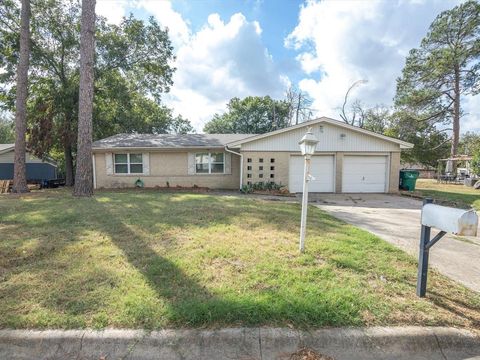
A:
[
  {"left": 289, "top": 155, "right": 334, "bottom": 192},
  {"left": 342, "top": 155, "right": 387, "bottom": 193}
]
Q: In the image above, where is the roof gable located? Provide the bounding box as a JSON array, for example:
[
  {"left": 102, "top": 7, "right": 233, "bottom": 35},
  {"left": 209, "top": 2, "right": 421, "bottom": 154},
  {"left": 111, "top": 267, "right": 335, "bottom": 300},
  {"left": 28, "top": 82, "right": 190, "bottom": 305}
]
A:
[{"left": 227, "top": 117, "right": 413, "bottom": 149}]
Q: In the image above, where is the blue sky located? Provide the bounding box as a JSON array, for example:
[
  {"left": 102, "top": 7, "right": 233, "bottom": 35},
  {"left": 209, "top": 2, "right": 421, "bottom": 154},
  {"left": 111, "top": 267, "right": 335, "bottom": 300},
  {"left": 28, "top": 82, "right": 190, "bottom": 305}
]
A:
[{"left": 96, "top": 0, "right": 479, "bottom": 133}]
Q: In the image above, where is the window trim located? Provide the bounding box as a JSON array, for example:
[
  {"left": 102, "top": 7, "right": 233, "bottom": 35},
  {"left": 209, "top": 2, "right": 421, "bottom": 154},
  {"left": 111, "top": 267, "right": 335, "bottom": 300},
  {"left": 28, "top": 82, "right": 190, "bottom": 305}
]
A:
[
  {"left": 114, "top": 153, "right": 143, "bottom": 175},
  {"left": 195, "top": 152, "right": 225, "bottom": 175}
]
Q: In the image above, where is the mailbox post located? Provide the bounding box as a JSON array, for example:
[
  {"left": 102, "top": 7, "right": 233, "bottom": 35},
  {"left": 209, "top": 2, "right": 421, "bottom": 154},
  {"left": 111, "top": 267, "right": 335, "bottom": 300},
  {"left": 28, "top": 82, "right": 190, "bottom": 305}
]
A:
[{"left": 417, "top": 198, "right": 478, "bottom": 297}]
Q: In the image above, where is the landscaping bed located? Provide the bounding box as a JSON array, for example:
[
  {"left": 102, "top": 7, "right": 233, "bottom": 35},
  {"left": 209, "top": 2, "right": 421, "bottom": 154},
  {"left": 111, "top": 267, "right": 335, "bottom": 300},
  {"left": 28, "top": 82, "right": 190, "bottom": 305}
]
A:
[{"left": 0, "top": 189, "right": 479, "bottom": 329}]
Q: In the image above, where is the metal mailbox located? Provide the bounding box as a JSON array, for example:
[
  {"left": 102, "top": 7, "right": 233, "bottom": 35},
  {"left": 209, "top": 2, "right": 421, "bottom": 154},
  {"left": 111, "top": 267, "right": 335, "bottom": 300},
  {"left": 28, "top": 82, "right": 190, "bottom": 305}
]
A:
[
  {"left": 417, "top": 199, "right": 478, "bottom": 297},
  {"left": 421, "top": 203, "right": 478, "bottom": 236}
]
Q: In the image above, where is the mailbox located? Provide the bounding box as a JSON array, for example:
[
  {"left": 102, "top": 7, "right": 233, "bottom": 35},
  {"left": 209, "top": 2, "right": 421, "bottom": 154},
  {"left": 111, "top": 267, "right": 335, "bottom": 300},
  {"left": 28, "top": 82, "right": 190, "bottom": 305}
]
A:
[
  {"left": 422, "top": 204, "right": 478, "bottom": 236},
  {"left": 417, "top": 199, "right": 478, "bottom": 297}
]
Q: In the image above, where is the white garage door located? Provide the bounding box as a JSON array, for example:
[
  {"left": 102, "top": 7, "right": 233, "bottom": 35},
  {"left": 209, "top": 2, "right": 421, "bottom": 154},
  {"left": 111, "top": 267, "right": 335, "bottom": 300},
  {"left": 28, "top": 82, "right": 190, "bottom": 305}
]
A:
[
  {"left": 342, "top": 155, "right": 388, "bottom": 193},
  {"left": 289, "top": 155, "right": 334, "bottom": 193}
]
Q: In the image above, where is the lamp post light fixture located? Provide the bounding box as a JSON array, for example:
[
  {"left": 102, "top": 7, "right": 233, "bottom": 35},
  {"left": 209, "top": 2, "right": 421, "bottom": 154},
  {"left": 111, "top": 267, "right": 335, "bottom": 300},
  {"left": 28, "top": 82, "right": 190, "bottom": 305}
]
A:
[{"left": 298, "top": 127, "right": 319, "bottom": 253}]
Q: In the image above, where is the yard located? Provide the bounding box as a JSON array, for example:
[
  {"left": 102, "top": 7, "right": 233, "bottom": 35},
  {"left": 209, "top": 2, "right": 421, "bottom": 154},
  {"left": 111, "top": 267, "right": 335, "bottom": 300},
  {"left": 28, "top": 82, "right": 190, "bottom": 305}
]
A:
[
  {"left": 413, "top": 179, "right": 480, "bottom": 210},
  {"left": 0, "top": 189, "right": 479, "bottom": 330}
]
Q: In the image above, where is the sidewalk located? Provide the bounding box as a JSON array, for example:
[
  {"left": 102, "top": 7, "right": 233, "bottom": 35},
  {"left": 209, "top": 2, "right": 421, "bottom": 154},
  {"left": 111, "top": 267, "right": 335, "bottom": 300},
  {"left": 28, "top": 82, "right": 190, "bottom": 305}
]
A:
[{"left": 1, "top": 327, "right": 479, "bottom": 360}]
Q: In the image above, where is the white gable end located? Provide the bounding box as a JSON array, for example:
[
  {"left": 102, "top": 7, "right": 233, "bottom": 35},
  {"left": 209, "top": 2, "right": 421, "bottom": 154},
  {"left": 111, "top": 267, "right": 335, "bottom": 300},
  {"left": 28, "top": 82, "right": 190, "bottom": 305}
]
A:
[{"left": 241, "top": 123, "right": 401, "bottom": 152}]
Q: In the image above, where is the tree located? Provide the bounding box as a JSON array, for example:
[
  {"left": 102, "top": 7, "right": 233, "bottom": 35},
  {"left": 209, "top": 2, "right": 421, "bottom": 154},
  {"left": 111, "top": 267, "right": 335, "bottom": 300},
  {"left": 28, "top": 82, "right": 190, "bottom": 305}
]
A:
[
  {"left": 395, "top": 0, "right": 480, "bottom": 159},
  {"left": 459, "top": 131, "right": 480, "bottom": 155},
  {"left": 203, "top": 96, "right": 290, "bottom": 134},
  {"left": 285, "top": 86, "right": 315, "bottom": 125},
  {"left": 73, "top": 0, "right": 96, "bottom": 196},
  {"left": 12, "top": 0, "right": 30, "bottom": 193},
  {"left": 0, "top": 0, "right": 180, "bottom": 185},
  {"left": 362, "top": 105, "right": 391, "bottom": 134},
  {"left": 339, "top": 79, "right": 368, "bottom": 127},
  {"left": 0, "top": 113, "right": 14, "bottom": 143}
]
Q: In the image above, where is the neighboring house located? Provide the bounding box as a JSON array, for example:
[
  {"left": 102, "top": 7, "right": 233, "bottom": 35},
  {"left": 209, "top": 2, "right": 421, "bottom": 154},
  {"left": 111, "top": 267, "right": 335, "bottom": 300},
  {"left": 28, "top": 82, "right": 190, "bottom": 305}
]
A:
[
  {"left": 92, "top": 117, "right": 413, "bottom": 193},
  {"left": 401, "top": 162, "right": 437, "bottom": 179},
  {"left": 0, "top": 144, "right": 57, "bottom": 181}
]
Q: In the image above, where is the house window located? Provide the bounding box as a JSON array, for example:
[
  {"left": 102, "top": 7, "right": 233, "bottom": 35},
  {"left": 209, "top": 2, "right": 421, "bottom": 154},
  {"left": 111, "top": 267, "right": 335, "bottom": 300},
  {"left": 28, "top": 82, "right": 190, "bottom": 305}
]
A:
[
  {"left": 259, "top": 158, "right": 264, "bottom": 163},
  {"left": 259, "top": 174, "right": 263, "bottom": 179},
  {"left": 270, "top": 158, "right": 275, "bottom": 163},
  {"left": 270, "top": 174, "right": 274, "bottom": 178},
  {"left": 259, "top": 166, "right": 263, "bottom": 171},
  {"left": 247, "top": 165, "right": 252, "bottom": 171},
  {"left": 247, "top": 181, "right": 252, "bottom": 185},
  {"left": 195, "top": 152, "right": 224, "bottom": 174},
  {"left": 114, "top": 153, "right": 143, "bottom": 174},
  {"left": 247, "top": 158, "right": 252, "bottom": 163},
  {"left": 270, "top": 166, "right": 275, "bottom": 171},
  {"left": 247, "top": 173, "right": 252, "bottom": 178}
]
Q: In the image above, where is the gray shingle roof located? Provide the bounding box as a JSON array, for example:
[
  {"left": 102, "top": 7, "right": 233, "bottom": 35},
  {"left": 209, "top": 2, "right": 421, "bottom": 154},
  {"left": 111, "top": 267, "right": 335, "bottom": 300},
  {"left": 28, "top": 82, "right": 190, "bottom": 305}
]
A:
[{"left": 92, "top": 133, "right": 255, "bottom": 149}]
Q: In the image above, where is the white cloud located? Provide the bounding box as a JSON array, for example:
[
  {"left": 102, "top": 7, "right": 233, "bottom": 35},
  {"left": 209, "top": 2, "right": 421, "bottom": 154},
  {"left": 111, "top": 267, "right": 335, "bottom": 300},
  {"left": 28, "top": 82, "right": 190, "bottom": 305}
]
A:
[
  {"left": 96, "top": 0, "right": 129, "bottom": 24},
  {"left": 286, "top": 0, "right": 479, "bottom": 133},
  {"left": 163, "top": 12, "right": 288, "bottom": 130}
]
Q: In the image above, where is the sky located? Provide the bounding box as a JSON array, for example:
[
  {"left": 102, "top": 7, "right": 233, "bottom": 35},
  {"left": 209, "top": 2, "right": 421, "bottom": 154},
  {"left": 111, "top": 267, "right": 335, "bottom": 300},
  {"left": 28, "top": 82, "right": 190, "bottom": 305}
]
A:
[{"left": 95, "top": 0, "right": 480, "bottom": 133}]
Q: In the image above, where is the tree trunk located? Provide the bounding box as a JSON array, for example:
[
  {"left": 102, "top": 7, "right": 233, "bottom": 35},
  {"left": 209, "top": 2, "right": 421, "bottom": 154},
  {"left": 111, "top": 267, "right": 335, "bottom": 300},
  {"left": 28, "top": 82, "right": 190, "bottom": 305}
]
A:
[
  {"left": 450, "top": 64, "right": 461, "bottom": 174},
  {"left": 12, "top": 0, "right": 30, "bottom": 194},
  {"left": 73, "top": 0, "right": 96, "bottom": 197},
  {"left": 64, "top": 143, "right": 74, "bottom": 186}
]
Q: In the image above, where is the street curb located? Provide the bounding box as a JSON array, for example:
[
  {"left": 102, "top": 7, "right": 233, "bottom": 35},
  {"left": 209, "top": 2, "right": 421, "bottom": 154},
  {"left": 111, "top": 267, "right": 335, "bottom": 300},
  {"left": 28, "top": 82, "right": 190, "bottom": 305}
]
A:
[{"left": 0, "top": 327, "right": 479, "bottom": 360}]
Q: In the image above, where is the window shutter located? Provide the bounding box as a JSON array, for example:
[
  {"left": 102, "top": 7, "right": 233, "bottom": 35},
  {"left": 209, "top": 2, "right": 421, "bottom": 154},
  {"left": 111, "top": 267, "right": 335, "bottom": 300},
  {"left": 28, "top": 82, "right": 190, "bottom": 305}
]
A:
[
  {"left": 143, "top": 153, "right": 150, "bottom": 175},
  {"left": 187, "top": 152, "right": 195, "bottom": 175},
  {"left": 105, "top": 153, "right": 113, "bottom": 175},
  {"left": 225, "top": 152, "right": 232, "bottom": 174}
]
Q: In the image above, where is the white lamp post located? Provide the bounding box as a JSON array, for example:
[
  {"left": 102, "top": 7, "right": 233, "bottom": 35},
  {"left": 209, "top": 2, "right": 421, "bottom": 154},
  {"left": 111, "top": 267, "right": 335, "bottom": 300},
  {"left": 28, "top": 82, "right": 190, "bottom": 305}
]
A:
[{"left": 298, "top": 127, "right": 319, "bottom": 253}]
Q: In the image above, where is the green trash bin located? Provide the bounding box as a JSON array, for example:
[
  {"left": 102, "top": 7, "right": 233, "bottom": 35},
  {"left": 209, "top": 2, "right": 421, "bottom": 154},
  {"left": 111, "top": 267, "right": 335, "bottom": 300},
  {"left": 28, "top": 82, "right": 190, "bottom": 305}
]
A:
[{"left": 399, "top": 170, "right": 420, "bottom": 191}]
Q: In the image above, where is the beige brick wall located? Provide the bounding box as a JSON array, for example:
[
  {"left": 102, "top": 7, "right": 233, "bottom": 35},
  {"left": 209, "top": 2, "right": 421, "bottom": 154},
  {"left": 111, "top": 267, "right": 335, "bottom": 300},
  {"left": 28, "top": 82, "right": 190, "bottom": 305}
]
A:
[
  {"left": 389, "top": 152, "right": 401, "bottom": 193},
  {"left": 94, "top": 151, "right": 241, "bottom": 189},
  {"left": 241, "top": 151, "right": 293, "bottom": 188}
]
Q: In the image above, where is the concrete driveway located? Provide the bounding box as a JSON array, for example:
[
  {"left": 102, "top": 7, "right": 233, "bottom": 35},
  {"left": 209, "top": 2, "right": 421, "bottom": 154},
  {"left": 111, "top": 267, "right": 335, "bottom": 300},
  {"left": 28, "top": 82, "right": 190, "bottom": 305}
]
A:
[{"left": 311, "top": 194, "right": 480, "bottom": 292}]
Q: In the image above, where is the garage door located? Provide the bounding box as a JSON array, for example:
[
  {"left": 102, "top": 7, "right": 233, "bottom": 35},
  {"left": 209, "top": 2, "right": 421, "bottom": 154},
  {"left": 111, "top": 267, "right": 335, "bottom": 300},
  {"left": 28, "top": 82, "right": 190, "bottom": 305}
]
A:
[
  {"left": 289, "top": 155, "right": 334, "bottom": 193},
  {"left": 342, "top": 155, "right": 387, "bottom": 193}
]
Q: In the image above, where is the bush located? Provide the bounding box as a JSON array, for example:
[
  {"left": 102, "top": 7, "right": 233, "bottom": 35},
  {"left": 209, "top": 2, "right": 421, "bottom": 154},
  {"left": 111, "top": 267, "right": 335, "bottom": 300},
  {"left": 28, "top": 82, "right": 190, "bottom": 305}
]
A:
[{"left": 240, "top": 181, "right": 282, "bottom": 194}]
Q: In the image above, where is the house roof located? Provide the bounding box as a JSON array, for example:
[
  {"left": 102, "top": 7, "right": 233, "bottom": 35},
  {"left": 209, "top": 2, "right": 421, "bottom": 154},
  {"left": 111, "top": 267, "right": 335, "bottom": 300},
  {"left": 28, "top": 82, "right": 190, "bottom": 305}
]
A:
[
  {"left": 226, "top": 117, "right": 414, "bottom": 149},
  {"left": 0, "top": 143, "right": 14, "bottom": 154},
  {"left": 92, "top": 133, "right": 255, "bottom": 150}
]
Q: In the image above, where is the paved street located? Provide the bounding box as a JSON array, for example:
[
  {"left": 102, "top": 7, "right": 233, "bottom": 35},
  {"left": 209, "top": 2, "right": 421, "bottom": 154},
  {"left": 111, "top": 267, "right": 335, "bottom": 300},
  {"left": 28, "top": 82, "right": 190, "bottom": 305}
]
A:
[{"left": 311, "top": 194, "right": 480, "bottom": 292}]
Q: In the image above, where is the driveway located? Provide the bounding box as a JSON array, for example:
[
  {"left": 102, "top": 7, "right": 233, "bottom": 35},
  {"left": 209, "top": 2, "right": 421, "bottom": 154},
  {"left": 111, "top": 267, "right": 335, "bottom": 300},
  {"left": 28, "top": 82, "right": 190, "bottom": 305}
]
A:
[{"left": 310, "top": 194, "right": 480, "bottom": 292}]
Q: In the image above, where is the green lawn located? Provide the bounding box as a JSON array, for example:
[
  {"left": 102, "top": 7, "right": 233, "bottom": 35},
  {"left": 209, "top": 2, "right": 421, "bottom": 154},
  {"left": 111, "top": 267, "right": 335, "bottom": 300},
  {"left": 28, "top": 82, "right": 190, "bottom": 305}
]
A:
[
  {"left": 0, "top": 189, "right": 479, "bottom": 329},
  {"left": 413, "top": 179, "right": 480, "bottom": 210}
]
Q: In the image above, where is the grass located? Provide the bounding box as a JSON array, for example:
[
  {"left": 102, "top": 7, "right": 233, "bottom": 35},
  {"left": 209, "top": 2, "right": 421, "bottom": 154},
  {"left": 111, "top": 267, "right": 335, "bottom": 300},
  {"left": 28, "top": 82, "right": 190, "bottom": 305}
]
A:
[
  {"left": 412, "top": 179, "right": 480, "bottom": 210},
  {"left": 0, "top": 189, "right": 479, "bottom": 330}
]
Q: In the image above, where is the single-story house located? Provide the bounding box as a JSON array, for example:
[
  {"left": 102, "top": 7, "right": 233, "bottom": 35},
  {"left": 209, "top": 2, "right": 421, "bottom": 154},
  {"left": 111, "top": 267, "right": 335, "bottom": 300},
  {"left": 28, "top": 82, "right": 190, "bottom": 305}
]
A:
[
  {"left": 92, "top": 117, "right": 413, "bottom": 193},
  {"left": 0, "top": 144, "right": 57, "bottom": 181}
]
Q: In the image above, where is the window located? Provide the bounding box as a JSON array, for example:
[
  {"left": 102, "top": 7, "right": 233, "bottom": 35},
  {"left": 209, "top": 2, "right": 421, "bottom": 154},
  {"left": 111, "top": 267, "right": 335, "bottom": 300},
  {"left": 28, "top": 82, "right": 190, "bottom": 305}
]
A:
[
  {"left": 259, "top": 158, "right": 264, "bottom": 163},
  {"left": 270, "top": 166, "right": 275, "bottom": 171},
  {"left": 259, "top": 174, "right": 263, "bottom": 179},
  {"left": 247, "top": 181, "right": 252, "bottom": 185},
  {"left": 247, "top": 165, "right": 252, "bottom": 171},
  {"left": 114, "top": 153, "right": 143, "bottom": 174},
  {"left": 270, "top": 158, "right": 275, "bottom": 163},
  {"left": 247, "top": 173, "right": 252, "bottom": 178},
  {"left": 247, "top": 158, "right": 252, "bottom": 163},
  {"left": 195, "top": 152, "right": 224, "bottom": 174},
  {"left": 270, "top": 174, "right": 274, "bottom": 178},
  {"left": 259, "top": 166, "right": 263, "bottom": 171}
]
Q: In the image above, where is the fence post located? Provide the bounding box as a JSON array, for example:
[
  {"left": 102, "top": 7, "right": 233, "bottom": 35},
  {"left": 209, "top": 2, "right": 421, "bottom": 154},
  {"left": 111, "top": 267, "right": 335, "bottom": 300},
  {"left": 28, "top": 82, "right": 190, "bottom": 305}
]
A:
[{"left": 416, "top": 198, "right": 433, "bottom": 297}]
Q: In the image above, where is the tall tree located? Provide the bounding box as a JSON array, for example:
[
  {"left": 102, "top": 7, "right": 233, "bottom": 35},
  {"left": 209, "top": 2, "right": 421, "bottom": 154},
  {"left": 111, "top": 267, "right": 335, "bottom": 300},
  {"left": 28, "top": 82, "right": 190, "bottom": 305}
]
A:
[
  {"left": 0, "top": 113, "right": 15, "bottom": 143},
  {"left": 12, "top": 0, "right": 30, "bottom": 193},
  {"left": 203, "top": 96, "right": 290, "bottom": 134},
  {"left": 339, "top": 79, "right": 368, "bottom": 127},
  {"left": 285, "top": 86, "right": 315, "bottom": 125},
  {"left": 395, "top": 0, "right": 480, "bottom": 159},
  {"left": 73, "top": 0, "right": 96, "bottom": 196},
  {"left": 0, "top": 0, "right": 179, "bottom": 185}
]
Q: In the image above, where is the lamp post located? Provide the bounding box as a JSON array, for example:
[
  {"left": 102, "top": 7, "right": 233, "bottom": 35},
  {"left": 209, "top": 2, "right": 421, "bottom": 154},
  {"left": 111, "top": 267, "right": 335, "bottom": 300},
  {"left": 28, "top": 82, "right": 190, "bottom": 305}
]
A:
[{"left": 298, "top": 127, "right": 319, "bottom": 253}]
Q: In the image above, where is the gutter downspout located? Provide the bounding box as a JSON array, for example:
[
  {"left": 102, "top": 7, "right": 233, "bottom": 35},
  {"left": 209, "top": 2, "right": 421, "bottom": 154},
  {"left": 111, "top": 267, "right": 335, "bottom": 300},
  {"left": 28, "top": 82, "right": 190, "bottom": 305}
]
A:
[
  {"left": 92, "top": 153, "right": 97, "bottom": 190},
  {"left": 224, "top": 146, "right": 243, "bottom": 190}
]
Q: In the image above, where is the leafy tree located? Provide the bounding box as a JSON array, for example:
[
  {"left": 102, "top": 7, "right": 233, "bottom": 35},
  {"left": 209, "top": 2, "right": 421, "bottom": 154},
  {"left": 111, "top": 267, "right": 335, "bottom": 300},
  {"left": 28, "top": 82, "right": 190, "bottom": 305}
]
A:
[
  {"left": 74, "top": 0, "right": 96, "bottom": 197},
  {"left": 12, "top": 0, "right": 30, "bottom": 193},
  {"left": 203, "top": 96, "right": 290, "bottom": 134},
  {"left": 459, "top": 131, "right": 480, "bottom": 155},
  {"left": 395, "top": 0, "right": 480, "bottom": 159},
  {"left": 388, "top": 110, "right": 450, "bottom": 167},
  {"left": 0, "top": 112, "right": 14, "bottom": 143},
  {"left": 0, "top": 0, "right": 184, "bottom": 185},
  {"left": 362, "top": 105, "right": 391, "bottom": 134}
]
